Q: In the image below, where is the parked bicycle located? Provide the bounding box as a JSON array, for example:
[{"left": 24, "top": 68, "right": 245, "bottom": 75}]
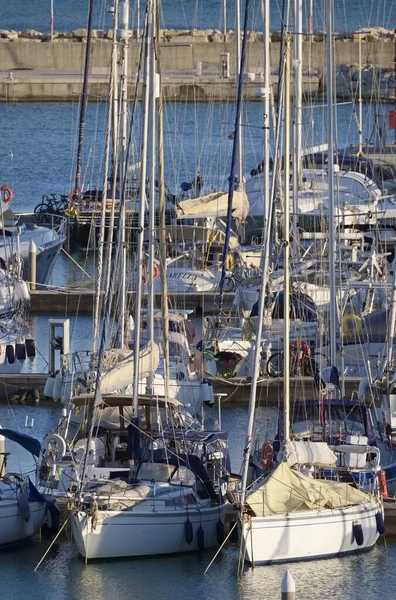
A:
[
  {"left": 265, "top": 339, "right": 318, "bottom": 378},
  {"left": 34, "top": 194, "right": 69, "bottom": 223}
]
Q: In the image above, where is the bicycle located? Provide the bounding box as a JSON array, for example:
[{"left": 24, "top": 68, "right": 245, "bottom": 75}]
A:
[
  {"left": 34, "top": 194, "right": 69, "bottom": 223},
  {"left": 266, "top": 343, "right": 318, "bottom": 378}
]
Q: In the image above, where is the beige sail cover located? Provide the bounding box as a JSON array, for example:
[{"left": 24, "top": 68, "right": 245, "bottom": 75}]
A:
[
  {"left": 246, "top": 462, "right": 374, "bottom": 517},
  {"left": 100, "top": 342, "right": 160, "bottom": 394},
  {"left": 284, "top": 441, "right": 338, "bottom": 468},
  {"left": 176, "top": 189, "right": 249, "bottom": 221}
]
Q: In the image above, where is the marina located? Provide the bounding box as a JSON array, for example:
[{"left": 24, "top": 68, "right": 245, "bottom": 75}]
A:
[{"left": 3, "top": 0, "right": 396, "bottom": 598}]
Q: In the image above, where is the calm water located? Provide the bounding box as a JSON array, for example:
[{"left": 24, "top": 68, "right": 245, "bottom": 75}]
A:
[
  {"left": 0, "top": 96, "right": 395, "bottom": 597},
  {"left": 2, "top": 0, "right": 396, "bottom": 34},
  {"left": 0, "top": 101, "right": 391, "bottom": 214}
]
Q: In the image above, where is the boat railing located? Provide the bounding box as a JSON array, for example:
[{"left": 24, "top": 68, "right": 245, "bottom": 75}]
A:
[{"left": 19, "top": 212, "right": 68, "bottom": 238}]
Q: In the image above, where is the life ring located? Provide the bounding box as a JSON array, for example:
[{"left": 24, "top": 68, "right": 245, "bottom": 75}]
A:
[
  {"left": 342, "top": 314, "right": 362, "bottom": 338},
  {"left": 42, "top": 433, "right": 67, "bottom": 461},
  {"left": 261, "top": 443, "right": 274, "bottom": 471},
  {"left": 142, "top": 263, "right": 159, "bottom": 283},
  {"left": 1, "top": 186, "right": 13, "bottom": 203}
]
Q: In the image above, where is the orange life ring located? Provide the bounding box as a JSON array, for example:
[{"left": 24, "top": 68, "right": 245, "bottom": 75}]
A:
[
  {"left": 261, "top": 443, "right": 274, "bottom": 471},
  {"left": 142, "top": 263, "right": 159, "bottom": 283},
  {"left": 1, "top": 186, "right": 13, "bottom": 203},
  {"left": 379, "top": 470, "right": 388, "bottom": 499}
]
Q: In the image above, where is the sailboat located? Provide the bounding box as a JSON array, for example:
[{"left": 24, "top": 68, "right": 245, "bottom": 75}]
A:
[
  {"left": 238, "top": 4, "right": 382, "bottom": 564},
  {"left": 0, "top": 427, "right": 54, "bottom": 545},
  {"left": 63, "top": 0, "right": 229, "bottom": 560}
]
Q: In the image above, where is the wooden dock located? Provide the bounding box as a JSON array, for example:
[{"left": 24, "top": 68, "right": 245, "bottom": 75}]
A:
[
  {"left": 29, "top": 289, "right": 234, "bottom": 315},
  {"left": 0, "top": 372, "right": 363, "bottom": 404}
]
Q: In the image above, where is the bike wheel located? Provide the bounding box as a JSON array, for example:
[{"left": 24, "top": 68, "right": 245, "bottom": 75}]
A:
[
  {"left": 33, "top": 203, "right": 50, "bottom": 223},
  {"left": 266, "top": 352, "right": 284, "bottom": 378},
  {"left": 223, "top": 276, "right": 235, "bottom": 292}
]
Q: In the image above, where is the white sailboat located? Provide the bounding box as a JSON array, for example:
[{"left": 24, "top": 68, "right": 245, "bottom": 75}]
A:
[
  {"left": 0, "top": 427, "right": 50, "bottom": 546},
  {"left": 67, "top": 0, "right": 228, "bottom": 560},
  {"left": 238, "top": 8, "right": 382, "bottom": 565}
]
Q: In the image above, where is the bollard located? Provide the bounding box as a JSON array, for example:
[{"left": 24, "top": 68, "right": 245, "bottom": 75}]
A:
[
  {"left": 281, "top": 570, "right": 296, "bottom": 600},
  {"left": 29, "top": 240, "right": 37, "bottom": 291}
]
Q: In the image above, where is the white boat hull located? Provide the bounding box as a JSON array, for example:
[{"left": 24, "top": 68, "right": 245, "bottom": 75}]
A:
[
  {"left": 0, "top": 500, "right": 46, "bottom": 546},
  {"left": 71, "top": 503, "right": 227, "bottom": 560},
  {"left": 240, "top": 501, "right": 380, "bottom": 564}
]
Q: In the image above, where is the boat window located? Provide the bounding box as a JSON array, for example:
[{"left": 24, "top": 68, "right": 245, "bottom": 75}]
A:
[{"left": 137, "top": 462, "right": 175, "bottom": 482}]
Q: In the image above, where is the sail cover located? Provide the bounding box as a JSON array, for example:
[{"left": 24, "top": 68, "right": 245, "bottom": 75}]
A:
[
  {"left": 284, "top": 441, "right": 337, "bottom": 468},
  {"left": 246, "top": 462, "right": 373, "bottom": 517},
  {"left": 100, "top": 341, "right": 160, "bottom": 395},
  {"left": 176, "top": 189, "right": 249, "bottom": 221}
]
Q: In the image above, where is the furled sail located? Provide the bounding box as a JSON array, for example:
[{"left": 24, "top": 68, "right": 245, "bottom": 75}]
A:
[
  {"left": 100, "top": 341, "right": 160, "bottom": 394},
  {"left": 176, "top": 189, "right": 249, "bottom": 221}
]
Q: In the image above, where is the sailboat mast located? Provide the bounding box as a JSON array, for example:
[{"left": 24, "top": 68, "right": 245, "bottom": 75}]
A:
[
  {"left": 239, "top": 0, "right": 272, "bottom": 507},
  {"left": 235, "top": 0, "right": 243, "bottom": 182},
  {"left": 118, "top": 0, "right": 131, "bottom": 347},
  {"left": 326, "top": 0, "right": 338, "bottom": 367},
  {"left": 156, "top": 0, "right": 170, "bottom": 398},
  {"left": 147, "top": 0, "right": 157, "bottom": 392},
  {"left": 93, "top": 1, "right": 119, "bottom": 352},
  {"left": 283, "top": 35, "right": 291, "bottom": 443},
  {"left": 292, "top": 0, "right": 302, "bottom": 256},
  {"left": 74, "top": 0, "right": 95, "bottom": 194},
  {"left": 132, "top": 1, "right": 153, "bottom": 414}
]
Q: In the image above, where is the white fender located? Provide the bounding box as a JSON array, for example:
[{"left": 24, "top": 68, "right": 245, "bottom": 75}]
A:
[
  {"left": 42, "top": 433, "right": 66, "bottom": 460},
  {"left": 52, "top": 372, "right": 63, "bottom": 402}
]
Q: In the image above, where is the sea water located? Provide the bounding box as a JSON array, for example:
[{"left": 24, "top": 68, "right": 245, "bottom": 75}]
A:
[{"left": 2, "top": 0, "right": 396, "bottom": 35}]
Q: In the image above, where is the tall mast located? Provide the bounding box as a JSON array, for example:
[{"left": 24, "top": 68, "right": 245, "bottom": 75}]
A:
[
  {"left": 156, "top": 0, "right": 170, "bottom": 398},
  {"left": 283, "top": 35, "right": 291, "bottom": 442},
  {"left": 235, "top": 0, "right": 243, "bottom": 182},
  {"left": 292, "top": 0, "right": 302, "bottom": 257},
  {"left": 147, "top": 0, "right": 157, "bottom": 393},
  {"left": 326, "top": 0, "right": 338, "bottom": 367},
  {"left": 132, "top": 1, "right": 152, "bottom": 416},
  {"left": 74, "top": 0, "right": 95, "bottom": 195},
  {"left": 117, "top": 0, "right": 131, "bottom": 348},
  {"left": 218, "top": 0, "right": 249, "bottom": 314},
  {"left": 240, "top": 0, "right": 272, "bottom": 507},
  {"left": 93, "top": 1, "right": 119, "bottom": 352}
]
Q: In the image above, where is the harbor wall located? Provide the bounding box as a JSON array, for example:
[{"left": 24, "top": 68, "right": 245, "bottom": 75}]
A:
[
  {"left": 1, "top": 38, "right": 395, "bottom": 72},
  {"left": 0, "top": 30, "right": 395, "bottom": 102}
]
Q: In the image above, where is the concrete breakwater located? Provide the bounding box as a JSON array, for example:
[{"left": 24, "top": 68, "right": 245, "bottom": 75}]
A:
[{"left": 1, "top": 27, "right": 396, "bottom": 102}]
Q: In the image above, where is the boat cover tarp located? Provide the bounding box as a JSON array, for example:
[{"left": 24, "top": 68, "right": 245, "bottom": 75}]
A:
[
  {"left": 284, "top": 441, "right": 337, "bottom": 467},
  {"left": 246, "top": 462, "right": 373, "bottom": 517},
  {"left": 0, "top": 429, "right": 41, "bottom": 457},
  {"left": 176, "top": 189, "right": 249, "bottom": 221},
  {"left": 100, "top": 341, "right": 160, "bottom": 395}
]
